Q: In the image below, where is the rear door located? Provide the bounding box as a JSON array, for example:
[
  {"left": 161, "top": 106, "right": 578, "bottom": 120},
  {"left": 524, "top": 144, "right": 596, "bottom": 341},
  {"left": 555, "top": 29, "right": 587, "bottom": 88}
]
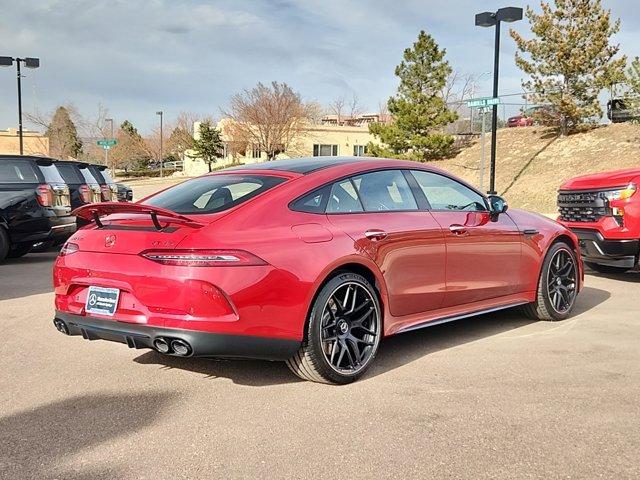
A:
[
  {"left": 326, "top": 169, "right": 446, "bottom": 317},
  {"left": 409, "top": 170, "right": 522, "bottom": 307}
]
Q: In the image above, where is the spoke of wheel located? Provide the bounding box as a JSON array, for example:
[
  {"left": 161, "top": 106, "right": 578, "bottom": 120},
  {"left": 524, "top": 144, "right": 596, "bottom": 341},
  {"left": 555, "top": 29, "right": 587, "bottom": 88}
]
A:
[
  {"left": 329, "top": 340, "right": 338, "bottom": 364},
  {"left": 343, "top": 340, "right": 356, "bottom": 368},
  {"left": 351, "top": 306, "right": 374, "bottom": 327},
  {"left": 335, "top": 341, "right": 346, "bottom": 368},
  {"left": 346, "top": 337, "right": 361, "bottom": 365},
  {"left": 349, "top": 298, "right": 371, "bottom": 316}
]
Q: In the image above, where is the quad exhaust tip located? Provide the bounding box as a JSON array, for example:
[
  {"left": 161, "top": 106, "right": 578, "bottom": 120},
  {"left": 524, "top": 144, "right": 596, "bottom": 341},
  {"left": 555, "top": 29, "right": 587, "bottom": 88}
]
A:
[
  {"left": 53, "top": 319, "right": 69, "bottom": 335},
  {"left": 171, "top": 339, "right": 191, "bottom": 356},
  {"left": 153, "top": 337, "right": 192, "bottom": 356},
  {"left": 153, "top": 338, "right": 170, "bottom": 354}
]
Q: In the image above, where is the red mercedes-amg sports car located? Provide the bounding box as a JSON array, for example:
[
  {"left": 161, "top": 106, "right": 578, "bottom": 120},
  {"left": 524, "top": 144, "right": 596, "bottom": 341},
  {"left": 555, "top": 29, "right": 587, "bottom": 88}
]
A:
[{"left": 53, "top": 157, "right": 583, "bottom": 384}]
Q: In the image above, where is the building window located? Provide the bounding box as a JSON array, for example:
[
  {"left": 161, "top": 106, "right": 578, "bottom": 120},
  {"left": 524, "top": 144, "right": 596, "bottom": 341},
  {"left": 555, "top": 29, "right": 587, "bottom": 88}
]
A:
[
  {"left": 353, "top": 145, "right": 367, "bottom": 156},
  {"left": 251, "top": 145, "right": 261, "bottom": 158},
  {"left": 313, "top": 144, "right": 338, "bottom": 156}
]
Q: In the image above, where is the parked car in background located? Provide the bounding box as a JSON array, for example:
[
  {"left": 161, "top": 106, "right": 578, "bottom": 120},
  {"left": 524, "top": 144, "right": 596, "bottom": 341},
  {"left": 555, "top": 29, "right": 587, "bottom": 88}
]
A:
[
  {"left": 507, "top": 105, "right": 557, "bottom": 128},
  {"left": 86, "top": 164, "right": 118, "bottom": 202},
  {"left": 54, "top": 157, "right": 582, "bottom": 384},
  {"left": 54, "top": 161, "right": 94, "bottom": 210},
  {"left": 558, "top": 168, "right": 639, "bottom": 274},
  {"left": 0, "top": 155, "right": 75, "bottom": 261},
  {"left": 607, "top": 98, "right": 640, "bottom": 124},
  {"left": 116, "top": 183, "right": 133, "bottom": 202}
]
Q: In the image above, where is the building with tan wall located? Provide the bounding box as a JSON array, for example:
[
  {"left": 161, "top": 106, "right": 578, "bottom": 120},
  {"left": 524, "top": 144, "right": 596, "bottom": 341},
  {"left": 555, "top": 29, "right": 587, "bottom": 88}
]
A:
[
  {"left": 183, "top": 120, "right": 377, "bottom": 177},
  {"left": 0, "top": 128, "right": 49, "bottom": 156}
]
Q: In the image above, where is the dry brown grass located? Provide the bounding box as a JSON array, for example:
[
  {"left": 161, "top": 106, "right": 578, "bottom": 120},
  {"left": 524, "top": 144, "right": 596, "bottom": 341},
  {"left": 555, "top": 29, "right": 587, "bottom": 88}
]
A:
[{"left": 435, "top": 123, "right": 640, "bottom": 213}]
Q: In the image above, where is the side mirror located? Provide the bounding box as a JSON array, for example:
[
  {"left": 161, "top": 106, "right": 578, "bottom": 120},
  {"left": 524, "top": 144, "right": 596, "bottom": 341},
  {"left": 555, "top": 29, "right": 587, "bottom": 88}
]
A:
[{"left": 488, "top": 195, "right": 508, "bottom": 216}]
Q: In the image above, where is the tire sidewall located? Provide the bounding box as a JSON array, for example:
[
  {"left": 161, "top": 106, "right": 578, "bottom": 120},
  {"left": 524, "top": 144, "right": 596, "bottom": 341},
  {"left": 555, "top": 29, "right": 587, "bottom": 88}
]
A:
[
  {"left": 540, "top": 242, "right": 578, "bottom": 320},
  {"left": 307, "top": 272, "right": 382, "bottom": 384},
  {"left": 0, "top": 227, "right": 9, "bottom": 262}
]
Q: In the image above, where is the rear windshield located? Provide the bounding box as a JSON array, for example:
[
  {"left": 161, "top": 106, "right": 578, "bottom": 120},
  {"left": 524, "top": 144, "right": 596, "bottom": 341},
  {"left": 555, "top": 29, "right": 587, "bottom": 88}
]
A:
[
  {"left": 87, "top": 165, "right": 106, "bottom": 184},
  {"left": 56, "top": 163, "right": 84, "bottom": 184},
  {"left": 38, "top": 163, "right": 66, "bottom": 184},
  {"left": 143, "top": 174, "right": 287, "bottom": 214},
  {"left": 0, "top": 159, "right": 40, "bottom": 183},
  {"left": 79, "top": 167, "right": 99, "bottom": 185},
  {"left": 98, "top": 168, "right": 115, "bottom": 184}
]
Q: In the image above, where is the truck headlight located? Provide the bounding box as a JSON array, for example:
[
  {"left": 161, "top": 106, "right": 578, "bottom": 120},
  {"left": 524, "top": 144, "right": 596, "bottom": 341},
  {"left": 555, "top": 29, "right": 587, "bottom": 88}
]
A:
[{"left": 604, "top": 183, "right": 636, "bottom": 201}]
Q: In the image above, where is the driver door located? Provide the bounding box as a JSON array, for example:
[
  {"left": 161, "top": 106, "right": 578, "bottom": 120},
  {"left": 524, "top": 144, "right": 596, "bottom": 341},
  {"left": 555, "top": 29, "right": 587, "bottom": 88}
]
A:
[{"left": 408, "top": 170, "right": 522, "bottom": 307}]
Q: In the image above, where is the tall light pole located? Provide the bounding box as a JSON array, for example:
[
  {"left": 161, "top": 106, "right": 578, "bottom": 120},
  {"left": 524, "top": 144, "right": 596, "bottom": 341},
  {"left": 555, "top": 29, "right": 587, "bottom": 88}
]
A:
[
  {"left": 0, "top": 56, "right": 40, "bottom": 155},
  {"left": 156, "top": 111, "right": 163, "bottom": 178},
  {"left": 475, "top": 7, "right": 522, "bottom": 194},
  {"left": 105, "top": 118, "right": 114, "bottom": 171}
]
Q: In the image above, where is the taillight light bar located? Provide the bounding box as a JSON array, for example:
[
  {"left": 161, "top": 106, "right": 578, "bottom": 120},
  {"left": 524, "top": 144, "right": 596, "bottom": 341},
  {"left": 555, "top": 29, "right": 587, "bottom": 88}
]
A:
[
  {"left": 100, "top": 184, "right": 113, "bottom": 201},
  {"left": 79, "top": 184, "right": 91, "bottom": 203},
  {"left": 36, "top": 184, "right": 54, "bottom": 207},
  {"left": 140, "top": 249, "right": 267, "bottom": 267},
  {"left": 60, "top": 242, "right": 79, "bottom": 256}
]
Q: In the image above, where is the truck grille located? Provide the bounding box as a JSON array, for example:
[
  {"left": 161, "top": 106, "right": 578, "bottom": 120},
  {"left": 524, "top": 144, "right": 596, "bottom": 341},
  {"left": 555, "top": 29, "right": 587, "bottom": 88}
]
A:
[{"left": 557, "top": 191, "right": 609, "bottom": 223}]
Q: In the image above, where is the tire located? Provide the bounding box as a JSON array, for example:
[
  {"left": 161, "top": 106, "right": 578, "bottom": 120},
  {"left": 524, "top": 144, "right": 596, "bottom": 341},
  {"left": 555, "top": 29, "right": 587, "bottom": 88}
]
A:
[
  {"left": 0, "top": 228, "right": 9, "bottom": 262},
  {"left": 286, "top": 272, "right": 382, "bottom": 384},
  {"left": 584, "top": 261, "right": 629, "bottom": 275},
  {"left": 523, "top": 241, "right": 579, "bottom": 321},
  {"left": 7, "top": 243, "right": 33, "bottom": 259}
]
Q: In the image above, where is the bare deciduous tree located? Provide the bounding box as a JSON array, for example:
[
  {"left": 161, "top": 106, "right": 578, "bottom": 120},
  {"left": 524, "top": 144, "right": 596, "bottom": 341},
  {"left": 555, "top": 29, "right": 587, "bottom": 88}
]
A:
[
  {"left": 348, "top": 93, "right": 365, "bottom": 119},
  {"left": 223, "top": 82, "right": 315, "bottom": 161}
]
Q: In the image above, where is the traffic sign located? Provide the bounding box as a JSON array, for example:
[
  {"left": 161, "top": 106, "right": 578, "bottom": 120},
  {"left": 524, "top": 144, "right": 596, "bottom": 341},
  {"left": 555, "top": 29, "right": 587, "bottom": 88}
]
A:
[
  {"left": 467, "top": 97, "right": 500, "bottom": 108},
  {"left": 97, "top": 139, "right": 117, "bottom": 147}
]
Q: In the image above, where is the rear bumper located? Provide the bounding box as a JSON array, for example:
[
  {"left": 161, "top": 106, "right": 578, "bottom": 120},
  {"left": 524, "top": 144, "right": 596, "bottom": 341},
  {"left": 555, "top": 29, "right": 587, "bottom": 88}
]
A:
[
  {"left": 570, "top": 228, "right": 639, "bottom": 268},
  {"left": 54, "top": 311, "right": 301, "bottom": 361}
]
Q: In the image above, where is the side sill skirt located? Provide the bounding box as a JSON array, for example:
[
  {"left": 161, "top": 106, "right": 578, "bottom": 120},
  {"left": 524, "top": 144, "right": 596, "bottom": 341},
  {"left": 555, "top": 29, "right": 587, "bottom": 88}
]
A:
[{"left": 396, "top": 301, "right": 529, "bottom": 334}]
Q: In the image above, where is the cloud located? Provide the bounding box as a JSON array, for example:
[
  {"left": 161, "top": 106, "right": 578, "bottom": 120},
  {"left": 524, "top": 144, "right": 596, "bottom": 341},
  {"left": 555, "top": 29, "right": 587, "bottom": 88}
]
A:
[{"left": 1, "top": 0, "right": 638, "bottom": 133}]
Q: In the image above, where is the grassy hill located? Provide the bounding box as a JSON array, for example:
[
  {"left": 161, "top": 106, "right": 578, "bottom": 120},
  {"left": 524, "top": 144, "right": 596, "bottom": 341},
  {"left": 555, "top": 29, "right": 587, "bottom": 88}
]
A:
[{"left": 435, "top": 123, "right": 640, "bottom": 213}]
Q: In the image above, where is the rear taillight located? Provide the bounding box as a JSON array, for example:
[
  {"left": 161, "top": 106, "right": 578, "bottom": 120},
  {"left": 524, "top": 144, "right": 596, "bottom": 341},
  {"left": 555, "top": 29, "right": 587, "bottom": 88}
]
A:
[
  {"left": 36, "top": 184, "right": 54, "bottom": 207},
  {"left": 100, "top": 184, "right": 112, "bottom": 201},
  {"left": 60, "top": 242, "right": 79, "bottom": 256},
  {"left": 140, "top": 249, "right": 267, "bottom": 267},
  {"left": 79, "top": 184, "right": 91, "bottom": 203}
]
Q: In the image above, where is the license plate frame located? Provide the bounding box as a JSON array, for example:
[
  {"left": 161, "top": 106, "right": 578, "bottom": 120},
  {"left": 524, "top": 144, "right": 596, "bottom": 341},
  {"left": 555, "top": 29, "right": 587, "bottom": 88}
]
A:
[{"left": 85, "top": 286, "right": 120, "bottom": 317}]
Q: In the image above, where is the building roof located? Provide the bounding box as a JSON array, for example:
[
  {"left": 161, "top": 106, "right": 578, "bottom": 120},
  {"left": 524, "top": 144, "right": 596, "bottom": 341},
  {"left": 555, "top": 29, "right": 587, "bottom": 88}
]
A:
[{"left": 224, "top": 156, "right": 370, "bottom": 174}]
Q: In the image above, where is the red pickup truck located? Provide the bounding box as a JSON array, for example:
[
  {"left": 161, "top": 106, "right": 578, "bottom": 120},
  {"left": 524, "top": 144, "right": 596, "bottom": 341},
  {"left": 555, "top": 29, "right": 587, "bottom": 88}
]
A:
[{"left": 558, "top": 168, "right": 639, "bottom": 273}]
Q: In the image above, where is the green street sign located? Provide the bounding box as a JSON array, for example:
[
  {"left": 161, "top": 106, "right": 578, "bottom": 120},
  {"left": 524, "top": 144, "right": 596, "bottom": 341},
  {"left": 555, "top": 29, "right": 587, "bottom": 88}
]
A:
[
  {"left": 97, "top": 139, "right": 117, "bottom": 147},
  {"left": 467, "top": 97, "right": 500, "bottom": 108}
]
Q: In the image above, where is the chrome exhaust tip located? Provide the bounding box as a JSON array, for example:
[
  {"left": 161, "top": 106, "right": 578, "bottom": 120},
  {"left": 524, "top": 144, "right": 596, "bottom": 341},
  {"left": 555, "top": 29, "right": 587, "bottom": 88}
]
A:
[
  {"left": 170, "top": 339, "right": 191, "bottom": 357},
  {"left": 153, "top": 338, "right": 170, "bottom": 354},
  {"left": 53, "top": 319, "right": 69, "bottom": 335}
]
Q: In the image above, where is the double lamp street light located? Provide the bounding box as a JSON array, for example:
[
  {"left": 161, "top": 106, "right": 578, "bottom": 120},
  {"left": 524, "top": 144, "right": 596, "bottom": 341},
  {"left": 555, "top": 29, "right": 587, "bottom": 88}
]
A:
[
  {"left": 475, "top": 6, "right": 523, "bottom": 195},
  {"left": 0, "top": 56, "right": 40, "bottom": 155}
]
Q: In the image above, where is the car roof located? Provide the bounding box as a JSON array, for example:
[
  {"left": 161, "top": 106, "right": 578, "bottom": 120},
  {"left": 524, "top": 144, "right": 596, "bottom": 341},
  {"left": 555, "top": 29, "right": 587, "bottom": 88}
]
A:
[{"left": 224, "top": 156, "right": 370, "bottom": 174}]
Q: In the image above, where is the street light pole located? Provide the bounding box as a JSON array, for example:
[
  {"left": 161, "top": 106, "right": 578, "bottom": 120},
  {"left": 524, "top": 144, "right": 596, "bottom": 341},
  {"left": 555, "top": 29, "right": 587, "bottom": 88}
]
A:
[
  {"left": 156, "top": 111, "right": 163, "bottom": 178},
  {"left": 0, "top": 56, "right": 40, "bottom": 155},
  {"left": 475, "top": 7, "right": 522, "bottom": 194}
]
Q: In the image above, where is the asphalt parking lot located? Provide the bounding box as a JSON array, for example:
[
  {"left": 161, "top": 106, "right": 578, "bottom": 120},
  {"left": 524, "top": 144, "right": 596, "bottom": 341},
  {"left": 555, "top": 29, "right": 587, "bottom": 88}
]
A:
[{"left": 1, "top": 252, "right": 639, "bottom": 479}]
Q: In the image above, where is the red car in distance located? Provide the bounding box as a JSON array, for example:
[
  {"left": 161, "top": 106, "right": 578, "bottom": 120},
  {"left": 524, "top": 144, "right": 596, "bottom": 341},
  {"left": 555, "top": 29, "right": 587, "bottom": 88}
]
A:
[{"left": 53, "top": 157, "right": 583, "bottom": 384}]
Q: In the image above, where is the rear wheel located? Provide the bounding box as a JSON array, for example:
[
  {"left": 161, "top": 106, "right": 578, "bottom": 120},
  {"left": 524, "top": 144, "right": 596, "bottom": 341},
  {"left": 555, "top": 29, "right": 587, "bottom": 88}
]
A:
[
  {"left": 523, "top": 242, "right": 578, "bottom": 321},
  {"left": 286, "top": 272, "right": 382, "bottom": 384},
  {"left": 584, "top": 261, "right": 629, "bottom": 275},
  {"left": 0, "top": 228, "right": 9, "bottom": 262}
]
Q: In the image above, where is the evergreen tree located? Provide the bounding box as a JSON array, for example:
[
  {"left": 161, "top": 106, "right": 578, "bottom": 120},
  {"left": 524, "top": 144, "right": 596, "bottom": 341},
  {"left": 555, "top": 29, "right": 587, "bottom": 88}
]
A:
[
  {"left": 46, "top": 106, "right": 83, "bottom": 159},
  {"left": 191, "top": 121, "right": 224, "bottom": 172},
  {"left": 510, "top": 0, "right": 626, "bottom": 134},
  {"left": 368, "top": 31, "right": 457, "bottom": 161},
  {"left": 111, "top": 120, "right": 150, "bottom": 170}
]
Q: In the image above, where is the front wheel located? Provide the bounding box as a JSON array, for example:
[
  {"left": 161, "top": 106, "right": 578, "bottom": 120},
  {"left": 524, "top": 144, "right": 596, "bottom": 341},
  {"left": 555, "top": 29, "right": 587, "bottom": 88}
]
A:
[
  {"left": 286, "top": 272, "right": 382, "bottom": 384},
  {"left": 523, "top": 242, "right": 579, "bottom": 321}
]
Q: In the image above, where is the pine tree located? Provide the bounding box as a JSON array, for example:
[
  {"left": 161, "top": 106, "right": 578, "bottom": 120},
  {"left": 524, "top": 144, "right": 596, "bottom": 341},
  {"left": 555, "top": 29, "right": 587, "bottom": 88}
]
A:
[
  {"left": 111, "top": 120, "right": 150, "bottom": 170},
  {"left": 191, "top": 121, "right": 224, "bottom": 172},
  {"left": 510, "top": 0, "right": 626, "bottom": 135},
  {"left": 368, "top": 31, "right": 457, "bottom": 161},
  {"left": 46, "top": 106, "right": 83, "bottom": 159}
]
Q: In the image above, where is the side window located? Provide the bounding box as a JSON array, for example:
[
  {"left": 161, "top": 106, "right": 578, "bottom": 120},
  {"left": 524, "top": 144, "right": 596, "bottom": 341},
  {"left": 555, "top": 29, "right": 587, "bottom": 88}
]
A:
[
  {"left": 326, "top": 179, "right": 363, "bottom": 213},
  {"left": 290, "top": 185, "right": 331, "bottom": 214},
  {"left": 351, "top": 170, "right": 418, "bottom": 212},
  {"left": 410, "top": 170, "right": 487, "bottom": 211}
]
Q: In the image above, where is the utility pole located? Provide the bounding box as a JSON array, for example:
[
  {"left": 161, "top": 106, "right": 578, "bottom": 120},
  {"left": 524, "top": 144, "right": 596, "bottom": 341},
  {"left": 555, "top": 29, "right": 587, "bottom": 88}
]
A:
[
  {"left": 479, "top": 108, "right": 487, "bottom": 191},
  {"left": 105, "top": 118, "right": 114, "bottom": 171}
]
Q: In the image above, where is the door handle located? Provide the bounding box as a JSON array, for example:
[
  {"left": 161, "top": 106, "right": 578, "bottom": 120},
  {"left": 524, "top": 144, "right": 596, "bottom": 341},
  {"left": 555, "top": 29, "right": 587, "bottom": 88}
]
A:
[
  {"left": 364, "top": 229, "right": 388, "bottom": 241},
  {"left": 449, "top": 224, "right": 468, "bottom": 236}
]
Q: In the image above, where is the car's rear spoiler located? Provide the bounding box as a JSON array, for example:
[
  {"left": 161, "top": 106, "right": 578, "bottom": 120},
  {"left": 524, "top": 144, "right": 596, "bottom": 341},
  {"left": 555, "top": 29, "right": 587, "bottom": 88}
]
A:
[{"left": 72, "top": 202, "right": 204, "bottom": 230}]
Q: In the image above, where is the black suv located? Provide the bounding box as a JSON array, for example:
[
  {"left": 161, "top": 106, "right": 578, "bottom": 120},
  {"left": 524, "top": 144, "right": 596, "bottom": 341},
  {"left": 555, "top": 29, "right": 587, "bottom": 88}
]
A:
[
  {"left": 86, "top": 164, "right": 118, "bottom": 202},
  {"left": 0, "top": 155, "right": 76, "bottom": 261}
]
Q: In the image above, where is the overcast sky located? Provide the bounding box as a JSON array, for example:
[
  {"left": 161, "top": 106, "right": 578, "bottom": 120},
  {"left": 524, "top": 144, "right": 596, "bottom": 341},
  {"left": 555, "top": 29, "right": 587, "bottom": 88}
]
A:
[{"left": 1, "top": 0, "right": 639, "bottom": 134}]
